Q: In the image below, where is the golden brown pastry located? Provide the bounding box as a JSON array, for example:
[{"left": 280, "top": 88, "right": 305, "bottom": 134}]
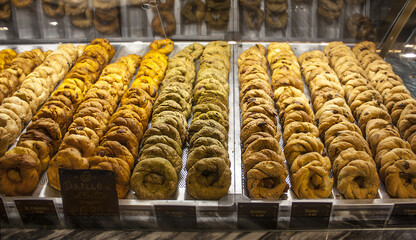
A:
[
  {"left": 300, "top": 48, "right": 379, "bottom": 199},
  {"left": 239, "top": 47, "right": 282, "bottom": 182},
  {"left": 72, "top": 52, "right": 143, "bottom": 197},
  {"left": 0, "top": 49, "right": 17, "bottom": 71},
  {"left": 0, "top": 44, "right": 84, "bottom": 196},
  {"left": 334, "top": 148, "right": 379, "bottom": 199},
  {"left": 384, "top": 160, "right": 416, "bottom": 198},
  {"left": 290, "top": 152, "right": 333, "bottom": 199},
  {"left": 267, "top": 44, "right": 332, "bottom": 199}
]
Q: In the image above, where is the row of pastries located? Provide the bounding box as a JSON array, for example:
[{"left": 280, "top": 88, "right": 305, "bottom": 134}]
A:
[{"left": 0, "top": 39, "right": 414, "bottom": 200}]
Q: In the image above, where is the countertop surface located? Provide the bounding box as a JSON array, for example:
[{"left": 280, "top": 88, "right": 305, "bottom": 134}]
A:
[{"left": 2, "top": 229, "right": 416, "bottom": 240}]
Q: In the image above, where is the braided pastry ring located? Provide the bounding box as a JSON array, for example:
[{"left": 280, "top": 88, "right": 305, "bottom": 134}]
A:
[
  {"left": 334, "top": 148, "right": 378, "bottom": 199},
  {"left": 156, "top": 0, "right": 174, "bottom": 11},
  {"left": 379, "top": 148, "right": 415, "bottom": 181},
  {"left": 337, "top": 159, "right": 379, "bottom": 199},
  {"left": 0, "top": 149, "right": 42, "bottom": 196},
  {"left": 42, "top": 0, "right": 65, "bottom": 18},
  {"left": 131, "top": 157, "right": 177, "bottom": 199},
  {"left": 385, "top": 160, "right": 416, "bottom": 198},
  {"left": 291, "top": 163, "right": 333, "bottom": 198},
  {"left": 151, "top": 11, "right": 176, "bottom": 36},
  {"left": 247, "top": 161, "right": 288, "bottom": 199},
  {"left": 243, "top": 8, "right": 264, "bottom": 30},
  {"left": 64, "top": 2, "right": 87, "bottom": 16},
  {"left": 182, "top": 0, "right": 205, "bottom": 23},
  {"left": 71, "top": 8, "right": 93, "bottom": 28},
  {"left": 239, "top": 0, "right": 262, "bottom": 10},
  {"left": 352, "top": 41, "right": 377, "bottom": 55},
  {"left": 205, "top": 9, "right": 230, "bottom": 29},
  {"left": 187, "top": 157, "right": 231, "bottom": 200},
  {"left": 149, "top": 38, "right": 174, "bottom": 54},
  {"left": 93, "top": 0, "right": 117, "bottom": 9},
  {"left": 0, "top": 3, "right": 10, "bottom": 20},
  {"left": 11, "top": 0, "right": 32, "bottom": 8},
  {"left": 265, "top": 10, "right": 288, "bottom": 29},
  {"left": 347, "top": 13, "right": 372, "bottom": 40},
  {"left": 93, "top": 16, "right": 119, "bottom": 34}
]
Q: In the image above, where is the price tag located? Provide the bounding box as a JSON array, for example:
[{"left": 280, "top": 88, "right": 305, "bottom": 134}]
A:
[
  {"left": 60, "top": 169, "right": 119, "bottom": 228},
  {"left": 15, "top": 199, "right": 59, "bottom": 226},
  {"left": 237, "top": 202, "right": 279, "bottom": 229},
  {"left": 0, "top": 196, "right": 9, "bottom": 224},
  {"left": 290, "top": 202, "right": 332, "bottom": 229},
  {"left": 388, "top": 203, "right": 416, "bottom": 226},
  {"left": 155, "top": 205, "right": 196, "bottom": 229}
]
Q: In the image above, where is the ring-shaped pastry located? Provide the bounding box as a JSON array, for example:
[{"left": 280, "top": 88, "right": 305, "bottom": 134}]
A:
[
  {"left": 11, "top": 0, "right": 32, "bottom": 8},
  {"left": 42, "top": 0, "right": 64, "bottom": 18},
  {"left": 186, "top": 157, "right": 231, "bottom": 200},
  {"left": 347, "top": 13, "right": 372, "bottom": 40},
  {"left": 131, "top": 157, "right": 178, "bottom": 199},
  {"left": 151, "top": 11, "right": 176, "bottom": 36},
  {"left": 182, "top": 0, "right": 205, "bottom": 23}
]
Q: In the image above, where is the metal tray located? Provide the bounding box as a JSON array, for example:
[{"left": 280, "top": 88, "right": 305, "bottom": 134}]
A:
[
  {"left": 234, "top": 42, "right": 416, "bottom": 229},
  {"left": 1, "top": 41, "right": 416, "bottom": 230},
  {"left": 1, "top": 42, "right": 237, "bottom": 229}
]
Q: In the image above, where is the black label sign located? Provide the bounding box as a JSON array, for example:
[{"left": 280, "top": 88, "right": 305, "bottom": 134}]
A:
[
  {"left": 0, "top": 196, "right": 9, "bottom": 224},
  {"left": 155, "top": 205, "right": 196, "bottom": 229},
  {"left": 60, "top": 169, "right": 119, "bottom": 228},
  {"left": 15, "top": 199, "right": 59, "bottom": 226},
  {"left": 388, "top": 203, "right": 416, "bottom": 226},
  {"left": 238, "top": 202, "right": 279, "bottom": 229},
  {"left": 290, "top": 202, "right": 332, "bottom": 229}
]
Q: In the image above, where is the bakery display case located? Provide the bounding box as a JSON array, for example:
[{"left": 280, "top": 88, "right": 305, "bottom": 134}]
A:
[{"left": 0, "top": 0, "right": 415, "bottom": 233}]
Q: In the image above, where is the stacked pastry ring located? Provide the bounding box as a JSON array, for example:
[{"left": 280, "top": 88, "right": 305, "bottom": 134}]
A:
[
  {"left": 152, "top": 0, "right": 176, "bottom": 36},
  {"left": 93, "top": 0, "right": 120, "bottom": 34},
  {"left": 239, "top": 44, "right": 287, "bottom": 199},
  {"left": 185, "top": 41, "right": 231, "bottom": 200},
  {"left": 267, "top": 42, "right": 333, "bottom": 199},
  {"left": 205, "top": 0, "right": 230, "bottom": 29},
  {"left": 0, "top": 49, "right": 17, "bottom": 71},
  {"left": 239, "top": 0, "right": 264, "bottom": 30},
  {"left": 83, "top": 54, "right": 144, "bottom": 199},
  {"left": 65, "top": 0, "right": 93, "bottom": 29},
  {"left": 265, "top": 0, "right": 288, "bottom": 29},
  {"left": 182, "top": 0, "right": 205, "bottom": 24},
  {"left": 352, "top": 41, "right": 416, "bottom": 198},
  {"left": 130, "top": 42, "right": 203, "bottom": 200},
  {"left": 0, "top": 47, "right": 84, "bottom": 157},
  {"left": 0, "top": 49, "right": 43, "bottom": 104},
  {"left": 299, "top": 49, "right": 378, "bottom": 199},
  {"left": 0, "top": 0, "right": 11, "bottom": 19},
  {"left": 17, "top": 39, "right": 113, "bottom": 194},
  {"left": 323, "top": 42, "right": 386, "bottom": 198},
  {"left": 42, "top": 0, "right": 65, "bottom": 18},
  {"left": 89, "top": 39, "right": 172, "bottom": 199},
  {"left": 347, "top": 13, "right": 372, "bottom": 40},
  {"left": 49, "top": 48, "right": 141, "bottom": 191},
  {"left": 318, "top": 0, "right": 343, "bottom": 20},
  {"left": 11, "top": 0, "right": 32, "bottom": 8},
  {"left": 0, "top": 43, "right": 82, "bottom": 196}
]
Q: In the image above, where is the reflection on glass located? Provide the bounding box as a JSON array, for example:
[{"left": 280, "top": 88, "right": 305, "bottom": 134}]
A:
[{"left": 291, "top": 0, "right": 312, "bottom": 39}]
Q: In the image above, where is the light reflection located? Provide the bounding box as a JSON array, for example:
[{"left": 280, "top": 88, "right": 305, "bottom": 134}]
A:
[
  {"left": 50, "top": 22, "right": 58, "bottom": 26},
  {"left": 401, "top": 53, "right": 416, "bottom": 58},
  {"left": 0, "top": 27, "right": 8, "bottom": 31},
  {"left": 228, "top": 41, "right": 237, "bottom": 45}
]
